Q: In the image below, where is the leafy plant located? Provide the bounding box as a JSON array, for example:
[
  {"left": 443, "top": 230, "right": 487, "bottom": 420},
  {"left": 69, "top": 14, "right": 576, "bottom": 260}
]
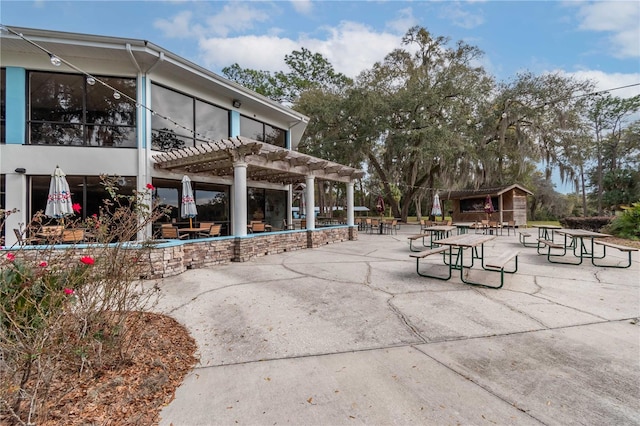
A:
[
  {"left": 604, "top": 202, "right": 640, "bottom": 240},
  {"left": 1, "top": 176, "right": 167, "bottom": 424}
]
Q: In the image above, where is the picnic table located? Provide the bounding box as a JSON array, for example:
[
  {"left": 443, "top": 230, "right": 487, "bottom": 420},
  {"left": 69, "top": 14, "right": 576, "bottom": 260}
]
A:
[
  {"left": 407, "top": 225, "right": 456, "bottom": 251},
  {"left": 410, "top": 233, "right": 519, "bottom": 289},
  {"left": 535, "top": 229, "right": 638, "bottom": 267},
  {"left": 532, "top": 224, "right": 562, "bottom": 241}
]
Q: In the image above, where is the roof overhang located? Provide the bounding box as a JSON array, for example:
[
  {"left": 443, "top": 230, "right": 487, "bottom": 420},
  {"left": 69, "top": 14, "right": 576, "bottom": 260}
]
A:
[
  {"left": 152, "top": 137, "right": 364, "bottom": 185},
  {"left": 441, "top": 184, "right": 534, "bottom": 200}
]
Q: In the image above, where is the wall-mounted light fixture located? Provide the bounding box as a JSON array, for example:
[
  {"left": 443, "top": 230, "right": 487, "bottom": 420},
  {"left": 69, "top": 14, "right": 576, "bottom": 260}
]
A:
[
  {"left": 14, "top": 167, "right": 26, "bottom": 174},
  {"left": 232, "top": 99, "right": 242, "bottom": 108}
]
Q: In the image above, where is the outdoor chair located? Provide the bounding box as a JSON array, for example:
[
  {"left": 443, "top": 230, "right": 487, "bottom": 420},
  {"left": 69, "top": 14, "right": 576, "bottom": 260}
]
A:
[
  {"left": 13, "top": 228, "right": 39, "bottom": 245},
  {"left": 386, "top": 219, "right": 398, "bottom": 235},
  {"left": 197, "top": 224, "right": 222, "bottom": 238},
  {"left": 61, "top": 229, "right": 85, "bottom": 244},
  {"left": 37, "top": 225, "right": 64, "bottom": 243},
  {"left": 488, "top": 221, "right": 503, "bottom": 236},
  {"left": 198, "top": 222, "right": 214, "bottom": 230},
  {"left": 251, "top": 222, "right": 266, "bottom": 233},
  {"left": 301, "top": 219, "right": 307, "bottom": 229},
  {"left": 161, "top": 226, "right": 188, "bottom": 240},
  {"left": 369, "top": 218, "right": 380, "bottom": 234},
  {"left": 504, "top": 220, "right": 517, "bottom": 236}
]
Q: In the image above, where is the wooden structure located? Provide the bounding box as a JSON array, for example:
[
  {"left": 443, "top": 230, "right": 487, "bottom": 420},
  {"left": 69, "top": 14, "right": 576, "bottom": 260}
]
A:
[{"left": 441, "top": 184, "right": 533, "bottom": 226}]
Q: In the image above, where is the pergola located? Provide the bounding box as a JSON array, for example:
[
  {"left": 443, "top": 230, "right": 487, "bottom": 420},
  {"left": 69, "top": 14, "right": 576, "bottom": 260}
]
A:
[{"left": 152, "top": 136, "right": 365, "bottom": 235}]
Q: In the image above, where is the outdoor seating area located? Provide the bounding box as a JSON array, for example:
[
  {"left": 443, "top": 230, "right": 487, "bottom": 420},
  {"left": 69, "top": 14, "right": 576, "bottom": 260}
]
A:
[{"left": 407, "top": 217, "right": 637, "bottom": 288}]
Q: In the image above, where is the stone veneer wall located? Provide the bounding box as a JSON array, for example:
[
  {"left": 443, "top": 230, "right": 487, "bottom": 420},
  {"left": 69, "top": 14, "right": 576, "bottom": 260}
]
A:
[{"left": 5, "top": 227, "right": 358, "bottom": 280}]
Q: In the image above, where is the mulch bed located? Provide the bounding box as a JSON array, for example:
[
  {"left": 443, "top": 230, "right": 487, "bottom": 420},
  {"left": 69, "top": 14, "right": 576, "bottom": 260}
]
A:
[{"left": 33, "top": 312, "right": 198, "bottom": 426}]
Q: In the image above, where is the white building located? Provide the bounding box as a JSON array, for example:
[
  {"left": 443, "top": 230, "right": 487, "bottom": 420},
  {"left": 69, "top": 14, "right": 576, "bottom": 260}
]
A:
[{"left": 1, "top": 26, "right": 362, "bottom": 245}]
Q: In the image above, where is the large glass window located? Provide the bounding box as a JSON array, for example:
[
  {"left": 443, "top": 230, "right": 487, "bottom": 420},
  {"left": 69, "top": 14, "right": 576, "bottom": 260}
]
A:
[
  {"left": 1, "top": 68, "right": 5, "bottom": 143},
  {"left": 28, "top": 72, "right": 136, "bottom": 147},
  {"left": 29, "top": 175, "right": 136, "bottom": 222},
  {"left": 152, "top": 178, "right": 230, "bottom": 234},
  {"left": 240, "top": 115, "right": 286, "bottom": 148},
  {"left": 248, "top": 187, "right": 287, "bottom": 228},
  {"left": 151, "top": 84, "right": 229, "bottom": 151}
]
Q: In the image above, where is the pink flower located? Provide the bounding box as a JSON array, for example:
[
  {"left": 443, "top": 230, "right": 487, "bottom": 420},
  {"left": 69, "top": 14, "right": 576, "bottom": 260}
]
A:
[
  {"left": 63, "top": 288, "right": 75, "bottom": 295},
  {"left": 72, "top": 203, "right": 82, "bottom": 213},
  {"left": 39, "top": 261, "right": 48, "bottom": 268},
  {"left": 6, "top": 253, "right": 15, "bottom": 262},
  {"left": 80, "top": 256, "right": 95, "bottom": 265},
  {"left": 146, "top": 183, "right": 155, "bottom": 190}
]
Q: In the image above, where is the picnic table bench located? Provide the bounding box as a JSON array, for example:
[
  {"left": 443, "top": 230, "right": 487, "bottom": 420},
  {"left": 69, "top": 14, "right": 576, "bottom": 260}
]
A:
[
  {"left": 518, "top": 231, "right": 538, "bottom": 247},
  {"left": 410, "top": 234, "right": 519, "bottom": 289},
  {"left": 536, "top": 230, "right": 636, "bottom": 268},
  {"left": 592, "top": 240, "right": 638, "bottom": 268}
]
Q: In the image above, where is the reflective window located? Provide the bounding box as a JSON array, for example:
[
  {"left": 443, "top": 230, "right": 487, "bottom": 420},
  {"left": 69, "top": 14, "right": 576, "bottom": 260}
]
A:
[
  {"left": 196, "top": 100, "right": 229, "bottom": 143},
  {"left": 28, "top": 72, "right": 137, "bottom": 147},
  {"left": 29, "top": 175, "right": 136, "bottom": 222},
  {"left": 240, "top": 115, "right": 286, "bottom": 148},
  {"left": 152, "top": 178, "right": 230, "bottom": 234},
  {"left": 151, "top": 84, "right": 229, "bottom": 151},
  {"left": 248, "top": 187, "right": 287, "bottom": 228}
]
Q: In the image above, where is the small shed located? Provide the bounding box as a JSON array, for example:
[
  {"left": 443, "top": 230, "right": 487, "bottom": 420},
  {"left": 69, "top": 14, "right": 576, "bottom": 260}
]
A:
[{"left": 441, "top": 184, "right": 534, "bottom": 226}]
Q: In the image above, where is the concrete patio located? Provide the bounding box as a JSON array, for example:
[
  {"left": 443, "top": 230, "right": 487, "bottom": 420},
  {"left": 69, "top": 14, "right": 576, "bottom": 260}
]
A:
[{"left": 151, "top": 223, "right": 639, "bottom": 425}]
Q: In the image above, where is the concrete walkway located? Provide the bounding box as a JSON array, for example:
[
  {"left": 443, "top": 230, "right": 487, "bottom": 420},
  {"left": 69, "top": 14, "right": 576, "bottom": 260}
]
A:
[{"left": 152, "top": 224, "right": 639, "bottom": 425}]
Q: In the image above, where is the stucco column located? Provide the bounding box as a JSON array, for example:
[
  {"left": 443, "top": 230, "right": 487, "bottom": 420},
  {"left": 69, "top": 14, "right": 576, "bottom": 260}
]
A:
[
  {"left": 346, "top": 181, "right": 354, "bottom": 227},
  {"left": 305, "top": 175, "right": 315, "bottom": 230},
  {"left": 232, "top": 160, "right": 248, "bottom": 236},
  {"left": 4, "top": 172, "right": 28, "bottom": 246},
  {"left": 287, "top": 184, "right": 293, "bottom": 229}
]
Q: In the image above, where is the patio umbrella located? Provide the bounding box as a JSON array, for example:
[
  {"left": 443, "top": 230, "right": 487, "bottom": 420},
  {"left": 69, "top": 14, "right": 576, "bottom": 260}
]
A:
[
  {"left": 484, "top": 194, "right": 495, "bottom": 219},
  {"left": 431, "top": 193, "right": 442, "bottom": 219},
  {"left": 376, "top": 195, "right": 385, "bottom": 215},
  {"left": 45, "top": 166, "right": 74, "bottom": 222},
  {"left": 181, "top": 175, "right": 198, "bottom": 227}
]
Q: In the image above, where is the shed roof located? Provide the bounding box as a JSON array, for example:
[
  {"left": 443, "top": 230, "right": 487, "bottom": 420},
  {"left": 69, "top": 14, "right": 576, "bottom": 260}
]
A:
[
  {"left": 152, "top": 136, "right": 365, "bottom": 185},
  {"left": 441, "top": 184, "right": 533, "bottom": 200}
]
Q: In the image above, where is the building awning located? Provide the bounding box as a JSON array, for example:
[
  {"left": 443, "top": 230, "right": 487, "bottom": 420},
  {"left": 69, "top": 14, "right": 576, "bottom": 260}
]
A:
[{"left": 152, "top": 136, "right": 365, "bottom": 184}]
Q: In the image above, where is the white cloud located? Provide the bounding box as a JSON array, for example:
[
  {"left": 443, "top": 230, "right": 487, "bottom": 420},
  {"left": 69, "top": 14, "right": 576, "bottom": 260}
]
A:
[
  {"left": 439, "top": 2, "right": 484, "bottom": 29},
  {"left": 155, "top": 4, "right": 272, "bottom": 39},
  {"left": 154, "top": 10, "right": 204, "bottom": 38},
  {"left": 199, "top": 21, "right": 403, "bottom": 78},
  {"left": 199, "top": 34, "right": 300, "bottom": 73},
  {"left": 559, "top": 69, "right": 640, "bottom": 99},
  {"left": 204, "top": 3, "right": 271, "bottom": 37},
  {"left": 574, "top": 1, "right": 640, "bottom": 58},
  {"left": 386, "top": 7, "right": 419, "bottom": 34},
  {"left": 290, "top": 0, "right": 313, "bottom": 15}
]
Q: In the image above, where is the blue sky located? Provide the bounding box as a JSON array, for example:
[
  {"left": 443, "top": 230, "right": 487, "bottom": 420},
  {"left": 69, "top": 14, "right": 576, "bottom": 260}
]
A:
[{"left": 2, "top": 0, "right": 639, "bottom": 192}]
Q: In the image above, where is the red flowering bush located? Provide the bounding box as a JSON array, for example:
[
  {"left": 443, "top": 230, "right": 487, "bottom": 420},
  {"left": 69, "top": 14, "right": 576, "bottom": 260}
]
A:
[{"left": 0, "top": 175, "right": 168, "bottom": 424}]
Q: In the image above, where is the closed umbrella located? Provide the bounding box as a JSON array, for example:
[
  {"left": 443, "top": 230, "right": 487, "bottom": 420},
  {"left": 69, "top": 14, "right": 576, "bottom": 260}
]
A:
[
  {"left": 181, "top": 175, "right": 198, "bottom": 227},
  {"left": 431, "top": 193, "right": 442, "bottom": 219},
  {"left": 484, "top": 194, "right": 495, "bottom": 219},
  {"left": 45, "top": 166, "right": 74, "bottom": 221},
  {"left": 376, "top": 195, "right": 385, "bottom": 215}
]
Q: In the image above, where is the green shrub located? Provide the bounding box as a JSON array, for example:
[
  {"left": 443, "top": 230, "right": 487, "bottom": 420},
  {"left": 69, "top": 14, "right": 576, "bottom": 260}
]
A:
[
  {"left": 604, "top": 202, "right": 640, "bottom": 240},
  {"left": 1, "top": 176, "right": 166, "bottom": 424}
]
